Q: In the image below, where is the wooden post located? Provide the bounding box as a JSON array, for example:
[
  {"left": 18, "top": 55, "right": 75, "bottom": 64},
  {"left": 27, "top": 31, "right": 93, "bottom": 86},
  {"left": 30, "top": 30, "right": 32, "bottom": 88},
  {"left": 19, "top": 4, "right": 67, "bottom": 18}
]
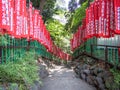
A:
[
  {"left": 91, "top": 44, "right": 93, "bottom": 56},
  {"left": 105, "top": 46, "right": 108, "bottom": 68}
]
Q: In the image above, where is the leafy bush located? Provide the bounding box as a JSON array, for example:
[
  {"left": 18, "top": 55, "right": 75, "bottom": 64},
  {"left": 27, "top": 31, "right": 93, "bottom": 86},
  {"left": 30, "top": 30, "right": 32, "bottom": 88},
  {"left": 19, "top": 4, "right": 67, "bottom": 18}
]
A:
[
  {"left": 0, "top": 51, "right": 41, "bottom": 89},
  {"left": 110, "top": 69, "right": 120, "bottom": 89},
  {"left": 65, "top": 1, "right": 88, "bottom": 33},
  {"left": 0, "top": 34, "right": 8, "bottom": 46}
]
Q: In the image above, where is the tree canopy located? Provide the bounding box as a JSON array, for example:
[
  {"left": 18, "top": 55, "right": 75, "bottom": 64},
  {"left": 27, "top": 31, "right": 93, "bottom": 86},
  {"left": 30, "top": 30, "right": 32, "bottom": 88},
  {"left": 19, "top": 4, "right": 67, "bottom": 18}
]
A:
[
  {"left": 46, "top": 18, "right": 71, "bottom": 53},
  {"left": 29, "top": 0, "right": 92, "bottom": 53},
  {"left": 66, "top": 1, "right": 88, "bottom": 33},
  {"left": 65, "top": 0, "right": 94, "bottom": 33},
  {"left": 30, "top": 0, "right": 56, "bottom": 22}
]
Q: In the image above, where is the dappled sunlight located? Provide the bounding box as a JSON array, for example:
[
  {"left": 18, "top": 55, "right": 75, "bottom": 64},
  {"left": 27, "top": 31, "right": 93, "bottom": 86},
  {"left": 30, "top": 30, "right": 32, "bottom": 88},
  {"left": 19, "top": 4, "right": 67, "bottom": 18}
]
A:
[
  {"left": 41, "top": 65, "right": 96, "bottom": 90},
  {"left": 49, "top": 66, "right": 73, "bottom": 75}
]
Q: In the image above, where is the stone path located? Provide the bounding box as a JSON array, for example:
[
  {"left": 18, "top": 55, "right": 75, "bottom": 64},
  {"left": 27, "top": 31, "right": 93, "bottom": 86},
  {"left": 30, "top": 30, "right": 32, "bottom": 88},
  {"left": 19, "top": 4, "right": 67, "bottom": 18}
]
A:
[{"left": 41, "top": 66, "right": 96, "bottom": 90}]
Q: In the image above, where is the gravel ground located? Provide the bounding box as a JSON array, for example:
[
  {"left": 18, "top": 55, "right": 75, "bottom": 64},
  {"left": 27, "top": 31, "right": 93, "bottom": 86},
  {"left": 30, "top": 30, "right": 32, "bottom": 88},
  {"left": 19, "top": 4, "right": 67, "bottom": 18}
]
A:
[{"left": 41, "top": 66, "right": 96, "bottom": 90}]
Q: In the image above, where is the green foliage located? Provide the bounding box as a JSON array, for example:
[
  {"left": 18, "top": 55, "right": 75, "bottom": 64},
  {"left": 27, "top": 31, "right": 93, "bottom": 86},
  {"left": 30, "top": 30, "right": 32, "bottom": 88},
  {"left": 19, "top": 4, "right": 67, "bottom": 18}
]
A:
[
  {"left": 79, "top": 0, "right": 87, "bottom": 5},
  {"left": 46, "top": 19, "right": 71, "bottom": 52},
  {"left": 30, "top": 0, "right": 40, "bottom": 8},
  {"left": 46, "top": 19, "right": 66, "bottom": 38},
  {"left": 55, "top": 9, "right": 65, "bottom": 17},
  {"left": 42, "top": 0, "right": 56, "bottom": 22},
  {"left": 0, "top": 51, "right": 41, "bottom": 89},
  {"left": 110, "top": 69, "right": 120, "bottom": 89},
  {"left": 30, "top": 0, "right": 72, "bottom": 53},
  {"left": 65, "top": 1, "right": 88, "bottom": 33},
  {"left": 0, "top": 34, "right": 8, "bottom": 46},
  {"left": 30, "top": 0, "right": 56, "bottom": 22}
]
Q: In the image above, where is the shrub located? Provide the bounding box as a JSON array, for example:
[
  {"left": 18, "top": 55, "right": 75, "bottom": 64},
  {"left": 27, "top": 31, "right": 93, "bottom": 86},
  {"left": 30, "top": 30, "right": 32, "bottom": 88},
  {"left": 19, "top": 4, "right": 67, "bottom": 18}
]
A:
[{"left": 0, "top": 51, "right": 41, "bottom": 89}]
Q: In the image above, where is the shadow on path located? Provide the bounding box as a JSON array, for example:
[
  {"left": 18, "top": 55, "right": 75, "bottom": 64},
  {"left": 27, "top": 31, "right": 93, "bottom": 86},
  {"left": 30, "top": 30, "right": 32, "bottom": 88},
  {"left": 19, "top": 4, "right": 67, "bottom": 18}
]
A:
[{"left": 41, "top": 66, "right": 96, "bottom": 90}]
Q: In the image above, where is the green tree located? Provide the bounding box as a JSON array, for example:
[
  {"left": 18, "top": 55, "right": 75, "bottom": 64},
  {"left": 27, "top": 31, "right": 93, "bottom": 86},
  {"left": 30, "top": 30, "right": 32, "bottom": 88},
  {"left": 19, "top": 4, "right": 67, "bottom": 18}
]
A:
[
  {"left": 46, "top": 19, "right": 71, "bottom": 53},
  {"left": 30, "top": 0, "right": 56, "bottom": 22},
  {"left": 30, "top": 0, "right": 72, "bottom": 53},
  {"left": 65, "top": 0, "right": 89, "bottom": 33},
  {"left": 66, "top": 0, "right": 94, "bottom": 33},
  {"left": 42, "top": 0, "right": 56, "bottom": 22}
]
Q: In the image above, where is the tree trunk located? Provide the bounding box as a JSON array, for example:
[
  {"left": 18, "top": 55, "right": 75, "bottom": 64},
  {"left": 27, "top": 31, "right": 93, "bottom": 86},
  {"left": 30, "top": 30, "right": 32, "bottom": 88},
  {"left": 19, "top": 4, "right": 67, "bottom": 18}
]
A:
[
  {"left": 39, "top": 0, "right": 47, "bottom": 14},
  {"left": 88, "top": 0, "right": 90, "bottom": 7}
]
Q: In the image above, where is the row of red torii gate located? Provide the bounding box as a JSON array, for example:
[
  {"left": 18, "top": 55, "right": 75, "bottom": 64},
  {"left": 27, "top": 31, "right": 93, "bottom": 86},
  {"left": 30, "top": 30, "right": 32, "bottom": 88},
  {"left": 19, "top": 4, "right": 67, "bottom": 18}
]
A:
[
  {"left": 0, "top": 0, "right": 71, "bottom": 61},
  {"left": 71, "top": 0, "right": 120, "bottom": 51}
]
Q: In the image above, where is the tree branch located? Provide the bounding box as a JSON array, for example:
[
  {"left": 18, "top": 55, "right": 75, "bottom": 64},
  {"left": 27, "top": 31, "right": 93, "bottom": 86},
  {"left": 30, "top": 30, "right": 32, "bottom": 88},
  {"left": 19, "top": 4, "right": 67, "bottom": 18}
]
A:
[{"left": 39, "top": 0, "right": 47, "bottom": 14}]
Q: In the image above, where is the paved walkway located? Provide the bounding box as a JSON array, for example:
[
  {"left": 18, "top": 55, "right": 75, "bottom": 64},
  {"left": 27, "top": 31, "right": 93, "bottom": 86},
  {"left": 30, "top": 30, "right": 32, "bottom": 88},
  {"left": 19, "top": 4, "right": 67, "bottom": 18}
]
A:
[{"left": 41, "top": 66, "right": 96, "bottom": 90}]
